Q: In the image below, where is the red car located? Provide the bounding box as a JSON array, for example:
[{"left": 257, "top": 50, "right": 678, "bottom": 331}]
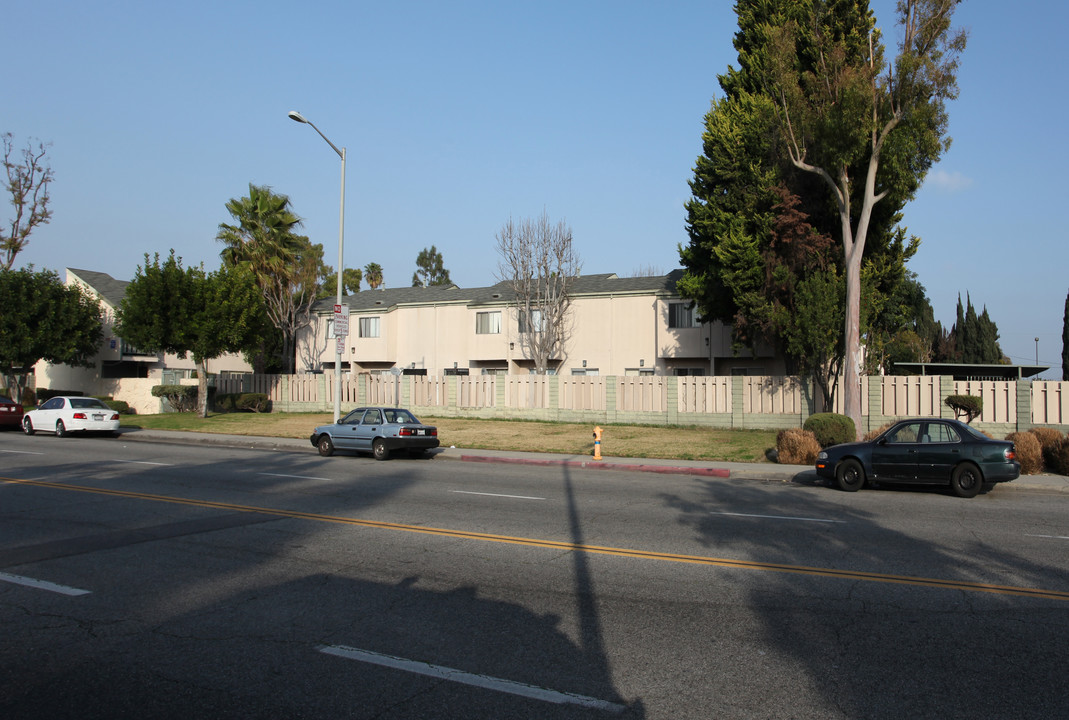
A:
[{"left": 0, "top": 395, "right": 24, "bottom": 429}]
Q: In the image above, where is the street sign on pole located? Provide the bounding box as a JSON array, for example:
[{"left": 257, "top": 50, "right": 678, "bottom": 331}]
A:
[{"left": 333, "top": 304, "right": 349, "bottom": 338}]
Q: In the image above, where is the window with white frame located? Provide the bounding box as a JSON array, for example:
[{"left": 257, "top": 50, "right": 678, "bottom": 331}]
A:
[
  {"left": 518, "top": 309, "right": 544, "bottom": 333},
  {"left": 359, "top": 317, "right": 380, "bottom": 338},
  {"left": 475, "top": 311, "right": 501, "bottom": 334},
  {"left": 668, "top": 302, "right": 697, "bottom": 328}
]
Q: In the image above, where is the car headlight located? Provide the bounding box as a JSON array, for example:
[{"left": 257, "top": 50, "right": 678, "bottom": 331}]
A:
[{"left": 817, "top": 451, "right": 828, "bottom": 460}]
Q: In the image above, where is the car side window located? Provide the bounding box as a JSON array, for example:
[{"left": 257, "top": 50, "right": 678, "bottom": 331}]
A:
[
  {"left": 41, "top": 398, "right": 62, "bottom": 410},
  {"left": 928, "top": 423, "right": 960, "bottom": 443},
  {"left": 362, "top": 410, "right": 382, "bottom": 425},
  {"left": 887, "top": 423, "right": 921, "bottom": 444}
]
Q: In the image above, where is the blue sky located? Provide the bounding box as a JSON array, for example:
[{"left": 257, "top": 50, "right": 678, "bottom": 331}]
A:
[{"left": 8, "top": 1, "right": 1066, "bottom": 377}]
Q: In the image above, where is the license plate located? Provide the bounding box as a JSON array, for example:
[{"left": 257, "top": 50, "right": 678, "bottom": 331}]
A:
[
  {"left": 416, "top": 429, "right": 425, "bottom": 435},
  {"left": 93, "top": 414, "right": 105, "bottom": 421}
]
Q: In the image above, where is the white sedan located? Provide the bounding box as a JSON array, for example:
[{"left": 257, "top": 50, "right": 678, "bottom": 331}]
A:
[{"left": 22, "top": 396, "right": 121, "bottom": 437}]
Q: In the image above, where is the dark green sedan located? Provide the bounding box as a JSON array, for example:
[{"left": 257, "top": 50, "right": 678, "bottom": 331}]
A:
[{"left": 815, "top": 418, "right": 1020, "bottom": 498}]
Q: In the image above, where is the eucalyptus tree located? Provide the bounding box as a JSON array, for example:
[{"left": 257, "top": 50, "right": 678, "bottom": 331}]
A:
[
  {"left": 411, "top": 245, "right": 452, "bottom": 287},
  {"left": 760, "top": 0, "right": 967, "bottom": 433}
]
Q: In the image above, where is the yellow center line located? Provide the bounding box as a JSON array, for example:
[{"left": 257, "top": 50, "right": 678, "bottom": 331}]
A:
[{"left": 5, "top": 476, "right": 1068, "bottom": 602}]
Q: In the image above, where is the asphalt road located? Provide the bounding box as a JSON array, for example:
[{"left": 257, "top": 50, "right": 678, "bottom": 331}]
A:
[{"left": 2, "top": 432, "right": 1068, "bottom": 719}]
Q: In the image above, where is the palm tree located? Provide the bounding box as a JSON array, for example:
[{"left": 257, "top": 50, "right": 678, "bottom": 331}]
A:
[
  {"left": 364, "top": 262, "right": 383, "bottom": 289},
  {"left": 217, "top": 184, "right": 322, "bottom": 373}
]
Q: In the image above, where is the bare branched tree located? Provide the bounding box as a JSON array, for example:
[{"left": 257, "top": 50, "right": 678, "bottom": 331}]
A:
[
  {"left": 2, "top": 133, "right": 54, "bottom": 270},
  {"left": 495, "top": 211, "right": 581, "bottom": 374}
]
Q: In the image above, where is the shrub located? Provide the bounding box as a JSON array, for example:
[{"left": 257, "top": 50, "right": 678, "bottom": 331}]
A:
[
  {"left": 1043, "top": 437, "right": 1069, "bottom": 477},
  {"left": 151, "top": 384, "right": 199, "bottom": 413},
  {"left": 235, "top": 393, "right": 270, "bottom": 413},
  {"left": 1006, "top": 432, "right": 1042, "bottom": 475},
  {"left": 1029, "top": 427, "right": 1064, "bottom": 454},
  {"left": 803, "top": 413, "right": 856, "bottom": 448},
  {"left": 213, "top": 392, "right": 271, "bottom": 413},
  {"left": 945, "top": 394, "right": 982, "bottom": 423},
  {"left": 776, "top": 428, "right": 821, "bottom": 465}
]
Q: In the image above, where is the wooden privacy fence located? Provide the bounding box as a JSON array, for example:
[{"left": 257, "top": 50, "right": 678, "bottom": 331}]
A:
[{"left": 207, "top": 373, "right": 1068, "bottom": 432}]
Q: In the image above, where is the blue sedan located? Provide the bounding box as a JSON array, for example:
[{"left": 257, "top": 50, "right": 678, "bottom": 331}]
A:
[
  {"left": 310, "top": 407, "right": 439, "bottom": 460},
  {"left": 815, "top": 418, "right": 1019, "bottom": 498}
]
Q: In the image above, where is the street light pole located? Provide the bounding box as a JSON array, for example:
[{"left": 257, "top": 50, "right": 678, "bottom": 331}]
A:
[{"left": 289, "top": 111, "right": 346, "bottom": 424}]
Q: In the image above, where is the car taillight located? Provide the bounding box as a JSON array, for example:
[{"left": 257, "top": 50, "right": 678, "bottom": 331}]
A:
[
  {"left": 73, "top": 412, "right": 87, "bottom": 419},
  {"left": 110, "top": 413, "right": 120, "bottom": 420},
  {"left": 1005, "top": 448, "right": 1016, "bottom": 461},
  {"left": 399, "top": 427, "right": 414, "bottom": 436}
]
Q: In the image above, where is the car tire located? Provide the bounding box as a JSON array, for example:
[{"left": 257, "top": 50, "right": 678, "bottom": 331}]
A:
[
  {"left": 835, "top": 459, "right": 865, "bottom": 492},
  {"left": 950, "top": 463, "right": 983, "bottom": 498},
  {"left": 22, "top": 417, "right": 34, "bottom": 435},
  {"left": 317, "top": 435, "right": 335, "bottom": 457},
  {"left": 56, "top": 420, "right": 68, "bottom": 438},
  {"left": 372, "top": 438, "right": 389, "bottom": 461}
]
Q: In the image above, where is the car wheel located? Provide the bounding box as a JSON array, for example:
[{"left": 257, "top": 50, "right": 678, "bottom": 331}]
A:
[
  {"left": 835, "top": 459, "right": 865, "bottom": 492},
  {"left": 372, "top": 438, "right": 389, "bottom": 461},
  {"left": 22, "top": 417, "right": 34, "bottom": 435},
  {"left": 317, "top": 435, "right": 335, "bottom": 457},
  {"left": 56, "top": 420, "right": 68, "bottom": 438},
  {"left": 951, "top": 463, "right": 983, "bottom": 498}
]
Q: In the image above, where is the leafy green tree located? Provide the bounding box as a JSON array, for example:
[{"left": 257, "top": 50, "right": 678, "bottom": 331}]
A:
[
  {"left": 679, "top": 0, "right": 926, "bottom": 415},
  {"left": 0, "top": 267, "right": 103, "bottom": 402},
  {"left": 364, "top": 262, "right": 383, "bottom": 289},
  {"left": 343, "top": 267, "right": 362, "bottom": 294},
  {"left": 2, "top": 134, "right": 54, "bottom": 270},
  {"left": 217, "top": 184, "right": 329, "bottom": 373},
  {"left": 411, "top": 245, "right": 452, "bottom": 287},
  {"left": 758, "top": 0, "right": 967, "bottom": 435},
  {"left": 783, "top": 267, "right": 845, "bottom": 408},
  {"left": 116, "top": 252, "right": 268, "bottom": 417}
]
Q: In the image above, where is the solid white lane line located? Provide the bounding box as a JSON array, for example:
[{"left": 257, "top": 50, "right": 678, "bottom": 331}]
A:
[
  {"left": 259, "top": 472, "right": 330, "bottom": 481},
  {"left": 0, "top": 572, "right": 90, "bottom": 596},
  {"left": 0, "top": 449, "right": 44, "bottom": 455},
  {"left": 451, "top": 490, "right": 545, "bottom": 501},
  {"left": 711, "top": 511, "right": 845, "bottom": 524},
  {"left": 1026, "top": 534, "right": 1069, "bottom": 540},
  {"left": 318, "top": 645, "right": 626, "bottom": 713},
  {"left": 114, "top": 459, "right": 174, "bottom": 466}
]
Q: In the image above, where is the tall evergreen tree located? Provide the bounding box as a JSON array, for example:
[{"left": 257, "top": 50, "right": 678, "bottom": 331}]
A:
[{"left": 1063, "top": 290, "right": 1069, "bottom": 380}]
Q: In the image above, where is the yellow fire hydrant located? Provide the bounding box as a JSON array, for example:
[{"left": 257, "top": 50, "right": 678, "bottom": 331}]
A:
[{"left": 592, "top": 426, "right": 603, "bottom": 460}]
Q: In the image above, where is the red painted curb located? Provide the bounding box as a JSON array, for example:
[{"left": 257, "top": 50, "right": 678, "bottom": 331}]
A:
[{"left": 459, "top": 454, "right": 730, "bottom": 478}]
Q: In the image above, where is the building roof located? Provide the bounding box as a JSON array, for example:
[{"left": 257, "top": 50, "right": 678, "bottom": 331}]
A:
[
  {"left": 67, "top": 268, "right": 129, "bottom": 308},
  {"left": 312, "top": 270, "right": 685, "bottom": 313},
  {"left": 895, "top": 362, "right": 1049, "bottom": 380}
]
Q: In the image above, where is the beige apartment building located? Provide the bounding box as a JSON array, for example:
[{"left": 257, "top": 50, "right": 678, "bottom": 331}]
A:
[
  {"left": 34, "top": 269, "right": 253, "bottom": 392},
  {"left": 296, "top": 271, "right": 784, "bottom": 378}
]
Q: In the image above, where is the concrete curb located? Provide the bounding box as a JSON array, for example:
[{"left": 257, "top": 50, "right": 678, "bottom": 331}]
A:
[{"left": 459, "top": 454, "right": 731, "bottom": 478}]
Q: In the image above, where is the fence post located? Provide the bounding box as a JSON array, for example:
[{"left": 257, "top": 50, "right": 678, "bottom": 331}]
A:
[
  {"left": 938, "top": 376, "right": 955, "bottom": 419},
  {"left": 1016, "top": 380, "right": 1033, "bottom": 432},
  {"left": 606, "top": 376, "right": 618, "bottom": 424},
  {"left": 866, "top": 375, "right": 884, "bottom": 433},
  {"left": 731, "top": 376, "right": 745, "bottom": 429},
  {"left": 667, "top": 377, "right": 679, "bottom": 426}
]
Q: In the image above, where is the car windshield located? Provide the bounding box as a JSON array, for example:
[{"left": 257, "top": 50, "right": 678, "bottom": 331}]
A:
[{"left": 70, "top": 398, "right": 109, "bottom": 409}]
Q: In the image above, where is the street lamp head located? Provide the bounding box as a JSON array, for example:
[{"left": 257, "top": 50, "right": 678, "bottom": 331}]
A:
[{"left": 288, "top": 110, "right": 308, "bottom": 124}]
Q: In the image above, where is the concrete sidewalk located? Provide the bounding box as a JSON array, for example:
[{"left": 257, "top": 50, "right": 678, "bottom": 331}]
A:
[{"left": 114, "top": 427, "right": 1069, "bottom": 492}]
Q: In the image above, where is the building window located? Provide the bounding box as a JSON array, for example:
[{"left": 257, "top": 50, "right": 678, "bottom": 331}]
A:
[
  {"left": 476, "top": 311, "right": 501, "bottom": 334},
  {"left": 668, "top": 303, "right": 697, "bottom": 328},
  {"left": 359, "top": 317, "right": 380, "bottom": 338},
  {"left": 519, "top": 309, "right": 544, "bottom": 334}
]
